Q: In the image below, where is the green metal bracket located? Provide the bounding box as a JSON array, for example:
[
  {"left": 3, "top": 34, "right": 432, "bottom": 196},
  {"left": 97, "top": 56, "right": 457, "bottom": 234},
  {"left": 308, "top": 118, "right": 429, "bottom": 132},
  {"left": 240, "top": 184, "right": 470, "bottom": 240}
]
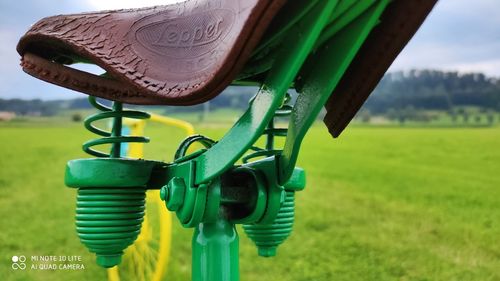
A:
[
  {"left": 237, "top": 0, "right": 320, "bottom": 80},
  {"left": 186, "top": 0, "right": 339, "bottom": 186},
  {"left": 278, "top": 0, "right": 390, "bottom": 185},
  {"left": 65, "top": 158, "right": 160, "bottom": 188},
  {"left": 63, "top": 99, "right": 159, "bottom": 268},
  {"left": 317, "top": 0, "right": 379, "bottom": 48}
]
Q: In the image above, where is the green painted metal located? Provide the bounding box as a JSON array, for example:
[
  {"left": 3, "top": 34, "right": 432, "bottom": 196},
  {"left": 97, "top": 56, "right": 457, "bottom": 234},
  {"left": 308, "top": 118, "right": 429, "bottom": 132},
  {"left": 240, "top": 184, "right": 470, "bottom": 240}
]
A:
[
  {"left": 239, "top": 158, "right": 286, "bottom": 226},
  {"left": 162, "top": 175, "right": 239, "bottom": 281},
  {"left": 192, "top": 218, "right": 239, "bottom": 281},
  {"left": 83, "top": 97, "right": 150, "bottom": 158},
  {"left": 237, "top": 0, "right": 372, "bottom": 82},
  {"left": 278, "top": 0, "right": 390, "bottom": 185},
  {"left": 243, "top": 167, "right": 305, "bottom": 257},
  {"left": 174, "top": 135, "right": 216, "bottom": 161},
  {"left": 237, "top": 0, "right": 320, "bottom": 80},
  {"left": 76, "top": 186, "right": 146, "bottom": 268},
  {"left": 328, "top": 0, "right": 358, "bottom": 23},
  {"left": 243, "top": 191, "right": 295, "bottom": 257},
  {"left": 221, "top": 167, "right": 268, "bottom": 225},
  {"left": 65, "top": 99, "right": 157, "bottom": 268},
  {"left": 65, "top": 158, "right": 159, "bottom": 188},
  {"left": 250, "top": 0, "right": 319, "bottom": 58},
  {"left": 190, "top": 0, "right": 339, "bottom": 185},
  {"left": 159, "top": 169, "right": 220, "bottom": 228},
  {"left": 317, "top": 0, "right": 377, "bottom": 47},
  {"left": 241, "top": 92, "right": 292, "bottom": 164},
  {"left": 61, "top": 1, "right": 399, "bottom": 279},
  {"left": 160, "top": 177, "right": 186, "bottom": 211},
  {"left": 283, "top": 167, "right": 306, "bottom": 192}
]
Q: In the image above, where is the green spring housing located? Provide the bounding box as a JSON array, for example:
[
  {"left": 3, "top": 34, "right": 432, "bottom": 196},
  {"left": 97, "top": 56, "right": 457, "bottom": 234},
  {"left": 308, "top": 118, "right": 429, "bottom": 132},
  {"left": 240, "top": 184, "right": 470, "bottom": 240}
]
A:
[
  {"left": 243, "top": 191, "right": 295, "bottom": 257},
  {"left": 75, "top": 187, "right": 146, "bottom": 268}
]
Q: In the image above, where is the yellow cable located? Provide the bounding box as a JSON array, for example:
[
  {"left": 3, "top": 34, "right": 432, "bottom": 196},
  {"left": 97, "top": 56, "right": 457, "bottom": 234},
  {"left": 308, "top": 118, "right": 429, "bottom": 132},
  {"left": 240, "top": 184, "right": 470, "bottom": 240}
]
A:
[{"left": 108, "top": 113, "right": 194, "bottom": 281}]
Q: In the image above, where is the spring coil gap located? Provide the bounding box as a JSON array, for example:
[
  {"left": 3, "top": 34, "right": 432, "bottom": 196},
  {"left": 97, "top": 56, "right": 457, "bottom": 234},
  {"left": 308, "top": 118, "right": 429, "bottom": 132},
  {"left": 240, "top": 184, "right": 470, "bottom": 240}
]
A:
[
  {"left": 83, "top": 96, "right": 150, "bottom": 158},
  {"left": 243, "top": 191, "right": 295, "bottom": 257},
  {"left": 242, "top": 92, "right": 296, "bottom": 257},
  {"left": 76, "top": 96, "right": 150, "bottom": 267},
  {"left": 242, "top": 92, "right": 292, "bottom": 163}
]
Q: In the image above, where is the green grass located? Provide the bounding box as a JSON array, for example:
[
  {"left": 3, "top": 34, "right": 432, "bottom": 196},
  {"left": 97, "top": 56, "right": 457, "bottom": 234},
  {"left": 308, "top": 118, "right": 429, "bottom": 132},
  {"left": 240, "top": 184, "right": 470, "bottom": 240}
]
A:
[{"left": 1, "top": 122, "right": 499, "bottom": 281}]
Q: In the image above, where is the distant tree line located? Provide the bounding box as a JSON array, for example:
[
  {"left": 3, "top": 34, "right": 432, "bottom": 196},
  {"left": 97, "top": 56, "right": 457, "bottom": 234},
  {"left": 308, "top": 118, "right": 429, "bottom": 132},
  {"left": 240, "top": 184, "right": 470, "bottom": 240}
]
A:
[
  {"left": 0, "top": 99, "right": 60, "bottom": 116},
  {"left": 161, "top": 86, "right": 257, "bottom": 113},
  {"left": 2, "top": 70, "right": 500, "bottom": 117},
  {"left": 365, "top": 70, "right": 500, "bottom": 113},
  {"left": 0, "top": 86, "right": 257, "bottom": 116}
]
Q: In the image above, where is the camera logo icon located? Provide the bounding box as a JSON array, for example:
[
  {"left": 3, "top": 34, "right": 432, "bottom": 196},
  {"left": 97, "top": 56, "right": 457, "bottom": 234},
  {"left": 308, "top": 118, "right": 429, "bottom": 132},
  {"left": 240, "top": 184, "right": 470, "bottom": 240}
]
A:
[{"left": 11, "top": 255, "right": 26, "bottom": 270}]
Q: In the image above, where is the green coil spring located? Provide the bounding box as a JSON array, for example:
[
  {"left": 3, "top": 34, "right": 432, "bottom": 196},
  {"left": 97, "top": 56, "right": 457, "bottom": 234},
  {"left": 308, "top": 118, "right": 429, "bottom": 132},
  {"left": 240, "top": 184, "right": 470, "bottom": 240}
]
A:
[
  {"left": 242, "top": 93, "right": 296, "bottom": 257},
  {"left": 76, "top": 97, "right": 151, "bottom": 268},
  {"left": 243, "top": 191, "right": 295, "bottom": 257},
  {"left": 83, "top": 96, "right": 150, "bottom": 158},
  {"left": 242, "top": 92, "right": 292, "bottom": 163}
]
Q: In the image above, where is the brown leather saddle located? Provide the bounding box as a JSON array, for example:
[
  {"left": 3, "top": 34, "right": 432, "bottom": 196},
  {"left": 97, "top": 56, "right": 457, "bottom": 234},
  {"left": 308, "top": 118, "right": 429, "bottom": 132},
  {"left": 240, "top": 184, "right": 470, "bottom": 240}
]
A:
[{"left": 17, "top": 0, "right": 437, "bottom": 137}]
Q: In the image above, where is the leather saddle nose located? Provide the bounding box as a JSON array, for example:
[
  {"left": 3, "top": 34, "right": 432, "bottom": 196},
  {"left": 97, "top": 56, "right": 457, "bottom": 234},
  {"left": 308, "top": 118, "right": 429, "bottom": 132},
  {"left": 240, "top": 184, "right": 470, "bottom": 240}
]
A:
[{"left": 17, "top": 0, "right": 286, "bottom": 105}]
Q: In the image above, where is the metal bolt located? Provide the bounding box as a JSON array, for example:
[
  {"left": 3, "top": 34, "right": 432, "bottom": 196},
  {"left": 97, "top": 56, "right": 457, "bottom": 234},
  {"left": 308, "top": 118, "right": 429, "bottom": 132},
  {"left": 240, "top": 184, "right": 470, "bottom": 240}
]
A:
[
  {"left": 161, "top": 177, "right": 186, "bottom": 211},
  {"left": 160, "top": 185, "right": 168, "bottom": 201}
]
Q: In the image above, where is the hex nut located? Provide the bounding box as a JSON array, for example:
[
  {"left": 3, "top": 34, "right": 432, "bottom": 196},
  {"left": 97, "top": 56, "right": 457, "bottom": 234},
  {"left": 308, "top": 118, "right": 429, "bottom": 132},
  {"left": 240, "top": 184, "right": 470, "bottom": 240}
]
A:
[{"left": 165, "top": 177, "right": 186, "bottom": 211}]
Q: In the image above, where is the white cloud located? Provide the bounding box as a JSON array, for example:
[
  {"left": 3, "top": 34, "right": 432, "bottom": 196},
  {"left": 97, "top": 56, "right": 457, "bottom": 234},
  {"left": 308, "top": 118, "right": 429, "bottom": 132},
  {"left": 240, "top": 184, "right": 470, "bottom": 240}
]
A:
[{"left": 448, "top": 59, "right": 500, "bottom": 76}]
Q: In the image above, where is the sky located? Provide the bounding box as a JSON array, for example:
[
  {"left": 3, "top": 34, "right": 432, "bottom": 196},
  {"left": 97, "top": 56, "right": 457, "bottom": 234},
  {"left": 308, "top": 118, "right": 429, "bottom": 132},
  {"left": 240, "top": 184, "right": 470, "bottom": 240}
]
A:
[{"left": 0, "top": 0, "right": 499, "bottom": 100}]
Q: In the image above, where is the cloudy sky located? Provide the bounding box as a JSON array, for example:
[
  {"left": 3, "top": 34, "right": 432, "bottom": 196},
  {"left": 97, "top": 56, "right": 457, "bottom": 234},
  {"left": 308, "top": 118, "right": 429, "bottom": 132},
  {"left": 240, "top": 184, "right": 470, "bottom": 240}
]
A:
[{"left": 0, "top": 0, "right": 499, "bottom": 100}]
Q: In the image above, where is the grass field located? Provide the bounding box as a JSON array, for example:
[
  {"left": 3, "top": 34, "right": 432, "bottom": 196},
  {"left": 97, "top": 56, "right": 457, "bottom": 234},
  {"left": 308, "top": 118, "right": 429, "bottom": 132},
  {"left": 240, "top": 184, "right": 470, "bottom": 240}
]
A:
[{"left": 1, "top": 120, "right": 499, "bottom": 281}]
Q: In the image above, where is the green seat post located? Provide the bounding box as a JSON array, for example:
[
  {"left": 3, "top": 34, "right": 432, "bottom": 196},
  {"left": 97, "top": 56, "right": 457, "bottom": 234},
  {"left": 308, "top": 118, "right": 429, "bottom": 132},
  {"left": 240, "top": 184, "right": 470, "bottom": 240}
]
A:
[{"left": 192, "top": 218, "right": 239, "bottom": 281}]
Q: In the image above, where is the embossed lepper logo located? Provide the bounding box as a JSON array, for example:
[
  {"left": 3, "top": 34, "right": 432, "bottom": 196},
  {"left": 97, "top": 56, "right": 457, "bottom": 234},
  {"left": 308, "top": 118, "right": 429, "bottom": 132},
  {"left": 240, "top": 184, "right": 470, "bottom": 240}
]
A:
[{"left": 134, "top": 9, "right": 235, "bottom": 58}]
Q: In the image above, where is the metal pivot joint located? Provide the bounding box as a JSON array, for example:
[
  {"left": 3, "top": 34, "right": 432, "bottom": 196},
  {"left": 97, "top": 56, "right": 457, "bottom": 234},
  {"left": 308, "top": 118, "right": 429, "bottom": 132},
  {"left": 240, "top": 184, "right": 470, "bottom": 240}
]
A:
[{"left": 64, "top": 0, "right": 395, "bottom": 280}]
